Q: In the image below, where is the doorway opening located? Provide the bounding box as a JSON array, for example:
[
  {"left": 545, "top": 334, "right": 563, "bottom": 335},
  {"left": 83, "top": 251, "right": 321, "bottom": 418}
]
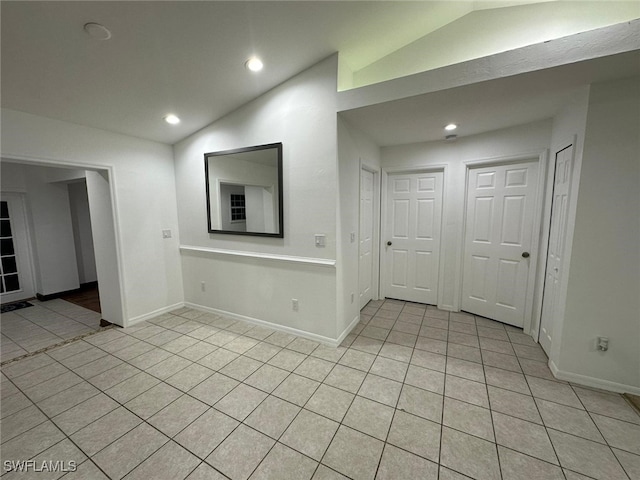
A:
[{"left": 0, "top": 158, "right": 124, "bottom": 327}]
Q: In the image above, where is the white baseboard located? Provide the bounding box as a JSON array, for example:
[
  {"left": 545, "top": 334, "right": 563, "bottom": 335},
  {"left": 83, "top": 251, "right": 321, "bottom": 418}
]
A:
[
  {"left": 185, "top": 302, "right": 342, "bottom": 347},
  {"left": 336, "top": 314, "right": 361, "bottom": 346},
  {"left": 126, "top": 302, "right": 185, "bottom": 327},
  {"left": 549, "top": 360, "right": 640, "bottom": 395}
]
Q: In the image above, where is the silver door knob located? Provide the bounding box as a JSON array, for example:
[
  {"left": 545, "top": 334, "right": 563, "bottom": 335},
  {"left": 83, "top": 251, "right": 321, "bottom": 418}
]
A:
[
  {"left": 522, "top": 252, "right": 530, "bottom": 258},
  {"left": 387, "top": 241, "right": 392, "bottom": 246}
]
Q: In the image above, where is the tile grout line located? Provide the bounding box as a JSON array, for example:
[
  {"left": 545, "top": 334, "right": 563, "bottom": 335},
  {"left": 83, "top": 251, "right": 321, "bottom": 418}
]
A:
[
  {"left": 95, "top": 308, "right": 640, "bottom": 478},
  {"left": 8, "top": 340, "right": 237, "bottom": 480},
  {"left": 3, "top": 300, "right": 638, "bottom": 480},
  {"left": 6, "top": 304, "right": 633, "bottom": 456},
  {"left": 568, "top": 381, "right": 635, "bottom": 478},
  {"left": 1, "top": 300, "right": 103, "bottom": 358},
  {"left": 91, "top": 304, "right": 640, "bottom": 475},
  {"left": 90, "top": 319, "right": 328, "bottom": 478},
  {"left": 436, "top": 305, "right": 449, "bottom": 480},
  {"left": 1, "top": 364, "right": 118, "bottom": 480}
]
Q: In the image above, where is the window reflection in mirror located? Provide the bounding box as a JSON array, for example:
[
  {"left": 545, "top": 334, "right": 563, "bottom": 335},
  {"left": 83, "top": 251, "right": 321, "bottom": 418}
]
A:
[{"left": 205, "top": 143, "right": 283, "bottom": 237}]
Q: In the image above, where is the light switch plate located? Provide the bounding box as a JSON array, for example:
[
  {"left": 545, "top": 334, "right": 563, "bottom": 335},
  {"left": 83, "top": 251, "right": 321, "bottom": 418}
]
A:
[
  {"left": 162, "top": 229, "right": 172, "bottom": 239},
  {"left": 315, "top": 234, "right": 325, "bottom": 247}
]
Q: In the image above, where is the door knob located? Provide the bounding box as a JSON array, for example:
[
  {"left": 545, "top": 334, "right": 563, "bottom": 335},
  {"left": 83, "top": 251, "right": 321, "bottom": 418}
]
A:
[
  {"left": 387, "top": 241, "right": 392, "bottom": 246},
  {"left": 522, "top": 252, "right": 530, "bottom": 258}
]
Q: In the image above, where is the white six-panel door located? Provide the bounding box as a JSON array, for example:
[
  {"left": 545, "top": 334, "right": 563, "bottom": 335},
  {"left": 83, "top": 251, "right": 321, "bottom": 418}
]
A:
[
  {"left": 461, "top": 162, "right": 539, "bottom": 327},
  {"left": 359, "top": 168, "right": 375, "bottom": 309},
  {"left": 384, "top": 171, "right": 443, "bottom": 304},
  {"left": 539, "top": 145, "right": 573, "bottom": 354}
]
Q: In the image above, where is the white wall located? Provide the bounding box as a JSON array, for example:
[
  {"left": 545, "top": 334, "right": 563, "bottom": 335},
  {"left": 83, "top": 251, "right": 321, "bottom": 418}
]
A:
[
  {"left": 68, "top": 180, "right": 98, "bottom": 284},
  {"left": 352, "top": 2, "right": 640, "bottom": 88},
  {"left": 85, "top": 170, "right": 123, "bottom": 325},
  {"left": 174, "top": 55, "right": 340, "bottom": 340},
  {"left": 1, "top": 109, "right": 183, "bottom": 324},
  {"left": 245, "top": 186, "right": 275, "bottom": 233},
  {"left": 337, "top": 116, "right": 381, "bottom": 336},
  {"left": 381, "top": 120, "right": 552, "bottom": 312},
  {"left": 556, "top": 77, "right": 640, "bottom": 391},
  {"left": 1, "top": 162, "right": 26, "bottom": 190}
]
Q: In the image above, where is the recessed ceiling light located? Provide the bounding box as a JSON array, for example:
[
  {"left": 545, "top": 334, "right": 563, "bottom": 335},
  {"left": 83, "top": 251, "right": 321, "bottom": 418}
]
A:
[
  {"left": 84, "top": 22, "right": 112, "bottom": 40},
  {"left": 445, "top": 123, "right": 457, "bottom": 131},
  {"left": 164, "top": 114, "right": 180, "bottom": 125},
  {"left": 245, "top": 57, "right": 264, "bottom": 72}
]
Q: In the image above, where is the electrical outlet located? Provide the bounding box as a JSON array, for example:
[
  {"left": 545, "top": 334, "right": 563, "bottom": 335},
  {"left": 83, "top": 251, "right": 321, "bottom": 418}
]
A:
[
  {"left": 350, "top": 232, "right": 356, "bottom": 243},
  {"left": 292, "top": 299, "right": 299, "bottom": 311},
  {"left": 162, "top": 229, "right": 172, "bottom": 239},
  {"left": 350, "top": 293, "right": 354, "bottom": 304},
  {"left": 201, "top": 282, "right": 206, "bottom": 292}
]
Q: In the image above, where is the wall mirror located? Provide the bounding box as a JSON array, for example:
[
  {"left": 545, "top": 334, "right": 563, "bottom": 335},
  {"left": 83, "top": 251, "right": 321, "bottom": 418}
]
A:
[{"left": 205, "top": 143, "right": 283, "bottom": 237}]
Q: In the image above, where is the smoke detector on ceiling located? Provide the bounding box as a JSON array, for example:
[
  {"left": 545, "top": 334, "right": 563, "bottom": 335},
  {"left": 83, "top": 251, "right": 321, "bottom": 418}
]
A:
[
  {"left": 444, "top": 123, "right": 458, "bottom": 141},
  {"left": 84, "top": 22, "right": 112, "bottom": 40}
]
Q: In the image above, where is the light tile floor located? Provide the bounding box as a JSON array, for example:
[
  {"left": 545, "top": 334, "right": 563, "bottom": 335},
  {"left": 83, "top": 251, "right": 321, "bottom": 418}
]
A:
[
  {"left": 1, "top": 299, "right": 638, "bottom": 479},
  {"left": 1, "top": 299, "right": 102, "bottom": 362}
]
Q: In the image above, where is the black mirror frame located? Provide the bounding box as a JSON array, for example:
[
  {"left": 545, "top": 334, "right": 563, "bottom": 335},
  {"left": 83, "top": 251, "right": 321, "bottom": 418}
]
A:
[{"left": 204, "top": 142, "right": 284, "bottom": 238}]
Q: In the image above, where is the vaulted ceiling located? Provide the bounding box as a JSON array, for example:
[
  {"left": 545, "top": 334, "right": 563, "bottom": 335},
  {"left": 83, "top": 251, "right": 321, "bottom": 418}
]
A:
[{"left": 2, "top": 1, "right": 638, "bottom": 145}]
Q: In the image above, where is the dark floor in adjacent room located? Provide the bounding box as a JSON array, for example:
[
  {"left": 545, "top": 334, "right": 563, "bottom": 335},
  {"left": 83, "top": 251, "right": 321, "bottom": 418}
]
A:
[{"left": 60, "top": 284, "right": 101, "bottom": 314}]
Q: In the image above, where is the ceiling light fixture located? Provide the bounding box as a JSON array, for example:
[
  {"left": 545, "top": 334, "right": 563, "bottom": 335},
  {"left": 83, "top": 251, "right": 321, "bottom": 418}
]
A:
[
  {"left": 444, "top": 123, "right": 457, "bottom": 131},
  {"left": 164, "top": 114, "right": 181, "bottom": 125},
  {"left": 84, "top": 22, "right": 112, "bottom": 40},
  {"left": 245, "top": 57, "right": 264, "bottom": 72}
]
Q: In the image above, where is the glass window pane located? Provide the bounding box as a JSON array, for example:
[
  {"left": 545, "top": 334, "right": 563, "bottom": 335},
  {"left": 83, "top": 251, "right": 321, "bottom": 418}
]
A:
[
  {"left": 1, "top": 220, "right": 12, "bottom": 238},
  {"left": 0, "top": 202, "right": 8, "bottom": 219},
  {"left": 1, "top": 239, "right": 15, "bottom": 256},
  {"left": 2, "top": 256, "right": 17, "bottom": 274},
  {"left": 4, "top": 274, "right": 20, "bottom": 292}
]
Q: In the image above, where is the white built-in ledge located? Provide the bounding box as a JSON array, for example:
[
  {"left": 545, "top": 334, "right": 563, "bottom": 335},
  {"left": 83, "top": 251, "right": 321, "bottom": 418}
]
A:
[{"left": 179, "top": 245, "right": 336, "bottom": 267}]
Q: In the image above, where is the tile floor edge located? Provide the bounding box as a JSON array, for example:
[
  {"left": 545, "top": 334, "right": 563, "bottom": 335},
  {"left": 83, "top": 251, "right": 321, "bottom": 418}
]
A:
[{"left": 0, "top": 325, "right": 116, "bottom": 367}]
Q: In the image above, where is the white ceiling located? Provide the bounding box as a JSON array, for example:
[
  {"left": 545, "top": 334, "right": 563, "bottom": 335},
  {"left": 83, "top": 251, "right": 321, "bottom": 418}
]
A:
[
  {"left": 1, "top": 1, "right": 637, "bottom": 147},
  {"left": 0, "top": 1, "right": 459, "bottom": 145},
  {"left": 2, "top": 0, "right": 554, "bottom": 145}
]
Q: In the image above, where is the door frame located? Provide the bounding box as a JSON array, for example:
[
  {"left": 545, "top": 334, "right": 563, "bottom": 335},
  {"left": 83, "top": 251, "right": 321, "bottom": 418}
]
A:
[
  {"left": 0, "top": 192, "right": 37, "bottom": 303},
  {"left": 536, "top": 137, "right": 576, "bottom": 349},
  {"left": 359, "top": 160, "right": 381, "bottom": 306},
  {"left": 460, "top": 151, "right": 548, "bottom": 335},
  {"left": 1, "top": 154, "right": 127, "bottom": 326},
  {"left": 380, "top": 164, "right": 447, "bottom": 306}
]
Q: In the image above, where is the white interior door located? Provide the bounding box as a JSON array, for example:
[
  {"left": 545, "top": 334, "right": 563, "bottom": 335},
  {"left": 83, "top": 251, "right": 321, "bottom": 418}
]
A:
[
  {"left": 384, "top": 171, "right": 443, "bottom": 304},
  {"left": 461, "top": 162, "right": 539, "bottom": 327},
  {"left": 1, "top": 194, "right": 35, "bottom": 303},
  {"left": 539, "top": 145, "right": 573, "bottom": 354},
  {"left": 359, "top": 168, "right": 375, "bottom": 308}
]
